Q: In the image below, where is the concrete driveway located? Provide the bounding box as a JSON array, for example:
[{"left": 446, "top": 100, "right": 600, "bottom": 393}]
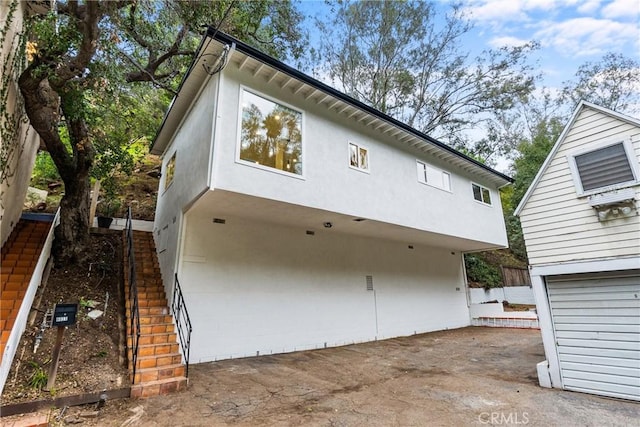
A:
[{"left": 71, "top": 327, "right": 640, "bottom": 425}]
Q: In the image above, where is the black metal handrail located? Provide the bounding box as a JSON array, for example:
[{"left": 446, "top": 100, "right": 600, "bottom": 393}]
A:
[
  {"left": 125, "top": 208, "right": 141, "bottom": 384},
  {"left": 172, "top": 273, "right": 192, "bottom": 378}
]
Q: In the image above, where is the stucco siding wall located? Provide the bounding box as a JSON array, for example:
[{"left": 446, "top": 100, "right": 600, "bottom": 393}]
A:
[
  {"left": 0, "top": 1, "right": 40, "bottom": 246},
  {"left": 154, "top": 77, "right": 217, "bottom": 291},
  {"left": 180, "top": 210, "right": 469, "bottom": 363},
  {"left": 210, "top": 69, "right": 508, "bottom": 248},
  {"left": 520, "top": 107, "right": 640, "bottom": 266}
]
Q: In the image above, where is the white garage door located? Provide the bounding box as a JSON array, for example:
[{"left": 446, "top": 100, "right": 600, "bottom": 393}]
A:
[{"left": 547, "top": 272, "right": 640, "bottom": 401}]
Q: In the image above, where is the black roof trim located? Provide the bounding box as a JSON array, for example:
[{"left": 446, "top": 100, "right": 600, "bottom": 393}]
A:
[{"left": 208, "top": 28, "right": 513, "bottom": 184}]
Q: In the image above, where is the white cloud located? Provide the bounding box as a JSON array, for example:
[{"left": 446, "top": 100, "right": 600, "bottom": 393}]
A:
[
  {"left": 525, "top": 0, "right": 558, "bottom": 11},
  {"left": 534, "top": 17, "right": 636, "bottom": 57},
  {"left": 576, "top": 0, "right": 603, "bottom": 14},
  {"left": 464, "top": 0, "right": 530, "bottom": 23},
  {"left": 489, "top": 36, "right": 530, "bottom": 48},
  {"left": 463, "top": 0, "right": 568, "bottom": 23},
  {"left": 601, "top": 0, "right": 639, "bottom": 19}
]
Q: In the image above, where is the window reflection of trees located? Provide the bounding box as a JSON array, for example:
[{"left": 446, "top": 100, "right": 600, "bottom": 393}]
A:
[{"left": 240, "top": 91, "right": 302, "bottom": 175}]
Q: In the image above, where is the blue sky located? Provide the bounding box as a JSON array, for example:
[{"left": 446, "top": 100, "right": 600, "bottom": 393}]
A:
[{"left": 301, "top": 0, "right": 639, "bottom": 91}]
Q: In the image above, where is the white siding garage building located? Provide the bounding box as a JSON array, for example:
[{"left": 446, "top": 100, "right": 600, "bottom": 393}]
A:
[{"left": 516, "top": 101, "right": 640, "bottom": 401}]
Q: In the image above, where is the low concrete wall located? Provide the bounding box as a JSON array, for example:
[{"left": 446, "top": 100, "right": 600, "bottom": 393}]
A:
[
  {"left": 469, "top": 286, "right": 535, "bottom": 305},
  {"left": 469, "top": 302, "right": 504, "bottom": 318},
  {"left": 469, "top": 302, "right": 538, "bottom": 329}
]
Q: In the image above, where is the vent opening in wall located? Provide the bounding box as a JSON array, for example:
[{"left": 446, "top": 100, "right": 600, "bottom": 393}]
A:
[
  {"left": 306, "top": 230, "right": 315, "bottom": 235},
  {"left": 213, "top": 218, "right": 226, "bottom": 224},
  {"left": 366, "top": 275, "right": 374, "bottom": 291},
  {"left": 353, "top": 218, "right": 366, "bottom": 222}
]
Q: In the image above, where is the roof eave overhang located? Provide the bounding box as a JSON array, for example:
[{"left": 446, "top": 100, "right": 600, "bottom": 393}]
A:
[{"left": 151, "top": 29, "right": 513, "bottom": 188}]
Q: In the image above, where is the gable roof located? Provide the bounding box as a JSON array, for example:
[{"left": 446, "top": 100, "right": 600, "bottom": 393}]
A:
[
  {"left": 514, "top": 100, "right": 640, "bottom": 216},
  {"left": 151, "top": 28, "right": 513, "bottom": 187}
]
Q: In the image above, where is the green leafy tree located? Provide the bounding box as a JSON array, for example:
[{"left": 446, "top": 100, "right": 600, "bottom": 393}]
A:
[
  {"left": 504, "top": 97, "right": 565, "bottom": 261},
  {"left": 315, "top": 0, "right": 538, "bottom": 156},
  {"left": 17, "top": 0, "right": 306, "bottom": 263},
  {"left": 561, "top": 52, "right": 640, "bottom": 114}
]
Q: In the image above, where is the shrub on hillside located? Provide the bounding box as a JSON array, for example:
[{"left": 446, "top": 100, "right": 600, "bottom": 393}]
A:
[{"left": 465, "top": 254, "right": 503, "bottom": 288}]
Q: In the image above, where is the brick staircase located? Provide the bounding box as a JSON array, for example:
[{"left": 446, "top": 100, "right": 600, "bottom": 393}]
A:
[
  {"left": 1, "top": 220, "right": 50, "bottom": 361},
  {"left": 125, "top": 230, "right": 187, "bottom": 398}
]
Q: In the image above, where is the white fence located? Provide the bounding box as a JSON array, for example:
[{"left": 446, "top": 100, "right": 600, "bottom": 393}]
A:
[{"left": 469, "top": 286, "right": 535, "bottom": 305}]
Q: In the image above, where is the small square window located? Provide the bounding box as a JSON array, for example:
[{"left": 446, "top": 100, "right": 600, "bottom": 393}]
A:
[
  {"left": 349, "top": 142, "right": 369, "bottom": 172},
  {"left": 472, "top": 183, "right": 491, "bottom": 205},
  {"left": 568, "top": 140, "right": 639, "bottom": 195}
]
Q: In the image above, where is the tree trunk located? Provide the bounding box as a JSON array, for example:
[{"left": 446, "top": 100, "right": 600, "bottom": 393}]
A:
[
  {"left": 54, "top": 171, "right": 91, "bottom": 265},
  {"left": 18, "top": 75, "right": 94, "bottom": 265}
]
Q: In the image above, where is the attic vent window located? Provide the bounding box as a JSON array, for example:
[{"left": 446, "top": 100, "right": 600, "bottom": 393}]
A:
[{"left": 568, "top": 140, "right": 639, "bottom": 196}]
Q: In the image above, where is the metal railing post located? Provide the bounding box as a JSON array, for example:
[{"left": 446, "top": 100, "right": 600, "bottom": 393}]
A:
[
  {"left": 171, "top": 274, "right": 192, "bottom": 378},
  {"left": 125, "top": 208, "right": 141, "bottom": 383}
]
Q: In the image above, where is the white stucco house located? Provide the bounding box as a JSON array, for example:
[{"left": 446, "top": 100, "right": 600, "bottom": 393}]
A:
[
  {"left": 151, "top": 30, "right": 513, "bottom": 364},
  {"left": 515, "top": 101, "right": 640, "bottom": 401}
]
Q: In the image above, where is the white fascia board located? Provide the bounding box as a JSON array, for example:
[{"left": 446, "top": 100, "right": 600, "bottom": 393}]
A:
[
  {"left": 529, "top": 256, "right": 640, "bottom": 277},
  {"left": 515, "top": 101, "right": 640, "bottom": 216}
]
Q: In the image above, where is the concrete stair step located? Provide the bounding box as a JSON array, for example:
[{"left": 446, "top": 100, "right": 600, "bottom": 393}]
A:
[
  {"left": 138, "top": 314, "right": 173, "bottom": 325},
  {"left": 130, "top": 376, "right": 188, "bottom": 398},
  {"left": 131, "top": 363, "right": 186, "bottom": 383},
  {"left": 128, "top": 331, "right": 177, "bottom": 346},
  {"left": 135, "top": 352, "right": 182, "bottom": 369},
  {"left": 137, "top": 323, "right": 175, "bottom": 335},
  {"left": 137, "top": 291, "right": 166, "bottom": 300},
  {"left": 137, "top": 342, "right": 180, "bottom": 357}
]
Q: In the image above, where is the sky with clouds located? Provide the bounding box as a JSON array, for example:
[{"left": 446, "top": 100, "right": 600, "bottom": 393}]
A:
[
  {"left": 456, "top": 0, "right": 639, "bottom": 87},
  {"left": 303, "top": 0, "right": 638, "bottom": 90}
]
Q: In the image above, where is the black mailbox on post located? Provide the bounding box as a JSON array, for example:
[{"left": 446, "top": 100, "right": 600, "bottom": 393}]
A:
[{"left": 52, "top": 303, "right": 78, "bottom": 327}]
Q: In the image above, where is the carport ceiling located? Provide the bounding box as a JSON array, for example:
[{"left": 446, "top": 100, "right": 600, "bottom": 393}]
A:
[{"left": 189, "top": 189, "right": 497, "bottom": 253}]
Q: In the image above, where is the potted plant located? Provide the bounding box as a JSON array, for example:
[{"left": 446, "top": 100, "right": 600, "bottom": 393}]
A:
[{"left": 97, "top": 197, "right": 122, "bottom": 228}]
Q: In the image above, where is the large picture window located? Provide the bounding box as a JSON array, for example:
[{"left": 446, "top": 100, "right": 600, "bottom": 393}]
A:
[{"left": 239, "top": 90, "right": 303, "bottom": 176}]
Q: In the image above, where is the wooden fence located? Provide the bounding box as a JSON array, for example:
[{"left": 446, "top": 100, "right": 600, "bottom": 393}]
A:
[{"left": 500, "top": 266, "right": 531, "bottom": 287}]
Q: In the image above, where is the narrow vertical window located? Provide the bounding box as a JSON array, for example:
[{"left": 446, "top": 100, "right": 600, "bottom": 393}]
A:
[{"left": 165, "top": 152, "right": 176, "bottom": 190}]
